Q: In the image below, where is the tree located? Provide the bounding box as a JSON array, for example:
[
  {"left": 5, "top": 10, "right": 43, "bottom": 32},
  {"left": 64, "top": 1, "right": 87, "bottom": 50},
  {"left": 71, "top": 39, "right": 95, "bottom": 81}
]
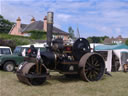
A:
[
  {"left": 68, "top": 26, "right": 75, "bottom": 39},
  {"left": 100, "top": 36, "right": 109, "bottom": 43},
  {"left": 0, "top": 15, "right": 13, "bottom": 33},
  {"left": 125, "top": 39, "right": 128, "bottom": 45},
  {"left": 87, "top": 36, "right": 109, "bottom": 43}
]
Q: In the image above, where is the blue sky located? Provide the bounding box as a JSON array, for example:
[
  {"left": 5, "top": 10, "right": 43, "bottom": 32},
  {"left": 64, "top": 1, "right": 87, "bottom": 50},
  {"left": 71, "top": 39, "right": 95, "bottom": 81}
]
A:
[{"left": 0, "top": 0, "right": 128, "bottom": 38}]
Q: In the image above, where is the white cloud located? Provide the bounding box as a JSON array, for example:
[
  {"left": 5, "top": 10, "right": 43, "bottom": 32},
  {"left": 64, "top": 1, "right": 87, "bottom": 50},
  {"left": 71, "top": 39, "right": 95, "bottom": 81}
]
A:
[
  {"left": 115, "top": 28, "right": 121, "bottom": 33},
  {"left": 56, "top": 14, "right": 71, "bottom": 22},
  {"left": 1, "top": 0, "right": 33, "bottom": 1},
  {"left": 0, "top": 0, "right": 2, "bottom": 14},
  {"left": 1, "top": 0, "right": 47, "bottom": 23},
  {"left": 0, "top": 0, "right": 128, "bottom": 37}
]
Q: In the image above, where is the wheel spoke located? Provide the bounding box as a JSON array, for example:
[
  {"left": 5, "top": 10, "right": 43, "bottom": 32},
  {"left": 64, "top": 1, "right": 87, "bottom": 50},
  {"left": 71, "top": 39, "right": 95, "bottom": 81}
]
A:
[
  {"left": 91, "top": 56, "right": 94, "bottom": 64},
  {"left": 88, "top": 71, "right": 93, "bottom": 79},
  {"left": 94, "top": 68, "right": 101, "bottom": 73},
  {"left": 91, "top": 71, "right": 96, "bottom": 79},
  {"left": 86, "top": 61, "right": 92, "bottom": 67},
  {"left": 93, "top": 70, "right": 98, "bottom": 75},
  {"left": 94, "top": 60, "right": 99, "bottom": 66},
  {"left": 91, "top": 56, "right": 97, "bottom": 65}
]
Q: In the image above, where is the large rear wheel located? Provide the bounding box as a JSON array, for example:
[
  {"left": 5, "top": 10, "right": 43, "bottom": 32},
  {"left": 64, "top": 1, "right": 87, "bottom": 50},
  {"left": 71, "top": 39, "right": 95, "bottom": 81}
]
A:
[{"left": 79, "top": 53, "right": 105, "bottom": 81}]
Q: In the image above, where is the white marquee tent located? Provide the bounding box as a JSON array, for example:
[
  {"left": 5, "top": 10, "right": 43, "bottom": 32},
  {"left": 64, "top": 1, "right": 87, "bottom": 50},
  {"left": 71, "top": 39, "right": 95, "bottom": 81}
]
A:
[{"left": 95, "top": 44, "right": 128, "bottom": 72}]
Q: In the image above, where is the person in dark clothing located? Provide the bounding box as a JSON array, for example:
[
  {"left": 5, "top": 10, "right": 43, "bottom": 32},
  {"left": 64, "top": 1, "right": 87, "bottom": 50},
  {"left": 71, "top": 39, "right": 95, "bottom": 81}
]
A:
[{"left": 27, "top": 45, "right": 37, "bottom": 57}]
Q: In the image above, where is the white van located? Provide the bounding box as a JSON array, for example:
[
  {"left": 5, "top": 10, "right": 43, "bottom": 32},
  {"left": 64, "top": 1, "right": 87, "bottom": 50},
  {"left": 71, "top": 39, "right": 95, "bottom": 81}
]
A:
[
  {"left": 0, "top": 46, "right": 12, "bottom": 55},
  {"left": 13, "top": 43, "right": 46, "bottom": 56}
]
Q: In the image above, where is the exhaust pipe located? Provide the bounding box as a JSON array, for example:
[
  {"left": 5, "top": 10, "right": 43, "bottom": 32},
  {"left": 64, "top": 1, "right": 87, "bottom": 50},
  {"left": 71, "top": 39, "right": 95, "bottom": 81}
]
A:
[{"left": 47, "top": 12, "right": 54, "bottom": 48}]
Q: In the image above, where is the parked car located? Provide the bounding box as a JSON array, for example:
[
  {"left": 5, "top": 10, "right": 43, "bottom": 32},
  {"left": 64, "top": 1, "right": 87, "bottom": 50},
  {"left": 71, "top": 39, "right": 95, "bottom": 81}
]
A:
[
  {"left": 0, "top": 46, "right": 12, "bottom": 55},
  {"left": 0, "top": 55, "right": 24, "bottom": 72},
  {"left": 13, "top": 43, "right": 46, "bottom": 56},
  {"left": 0, "top": 46, "right": 20, "bottom": 72},
  {"left": 0, "top": 43, "right": 46, "bottom": 72}
]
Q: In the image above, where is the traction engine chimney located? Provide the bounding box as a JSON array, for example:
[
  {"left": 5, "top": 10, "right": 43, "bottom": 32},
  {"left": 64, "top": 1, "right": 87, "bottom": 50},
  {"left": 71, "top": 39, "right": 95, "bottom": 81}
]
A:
[{"left": 47, "top": 12, "right": 54, "bottom": 48}]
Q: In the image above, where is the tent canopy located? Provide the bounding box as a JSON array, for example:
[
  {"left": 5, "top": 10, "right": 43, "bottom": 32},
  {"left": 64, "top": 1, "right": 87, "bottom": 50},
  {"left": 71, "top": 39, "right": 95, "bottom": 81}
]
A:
[{"left": 95, "top": 44, "right": 128, "bottom": 51}]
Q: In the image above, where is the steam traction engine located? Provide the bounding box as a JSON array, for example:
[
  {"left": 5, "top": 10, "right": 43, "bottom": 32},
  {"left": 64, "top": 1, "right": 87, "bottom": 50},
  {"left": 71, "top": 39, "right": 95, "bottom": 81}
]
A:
[{"left": 16, "top": 12, "right": 105, "bottom": 85}]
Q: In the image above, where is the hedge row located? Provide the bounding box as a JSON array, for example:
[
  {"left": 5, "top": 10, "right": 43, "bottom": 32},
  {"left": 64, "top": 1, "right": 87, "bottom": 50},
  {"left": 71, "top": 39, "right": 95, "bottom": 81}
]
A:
[
  {"left": 0, "top": 31, "right": 47, "bottom": 50},
  {"left": 0, "top": 34, "right": 31, "bottom": 50}
]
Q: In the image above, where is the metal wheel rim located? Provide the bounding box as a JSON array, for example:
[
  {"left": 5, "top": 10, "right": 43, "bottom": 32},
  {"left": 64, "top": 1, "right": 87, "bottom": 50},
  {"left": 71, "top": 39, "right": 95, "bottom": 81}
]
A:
[{"left": 6, "top": 64, "right": 14, "bottom": 71}]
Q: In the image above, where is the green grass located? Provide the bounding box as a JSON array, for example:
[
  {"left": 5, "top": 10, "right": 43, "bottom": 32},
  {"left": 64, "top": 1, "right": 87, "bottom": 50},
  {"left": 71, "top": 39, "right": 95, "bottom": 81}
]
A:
[{"left": 0, "top": 71, "right": 128, "bottom": 96}]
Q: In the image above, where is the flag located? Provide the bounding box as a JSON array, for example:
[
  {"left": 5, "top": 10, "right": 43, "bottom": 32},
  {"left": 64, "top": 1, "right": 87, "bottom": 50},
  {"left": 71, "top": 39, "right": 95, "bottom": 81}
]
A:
[
  {"left": 22, "top": 49, "right": 26, "bottom": 56},
  {"left": 36, "top": 48, "right": 41, "bottom": 59}
]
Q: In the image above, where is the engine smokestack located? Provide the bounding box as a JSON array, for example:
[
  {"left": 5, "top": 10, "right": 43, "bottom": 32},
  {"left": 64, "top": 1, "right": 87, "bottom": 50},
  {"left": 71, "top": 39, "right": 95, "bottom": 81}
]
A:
[{"left": 47, "top": 12, "right": 54, "bottom": 48}]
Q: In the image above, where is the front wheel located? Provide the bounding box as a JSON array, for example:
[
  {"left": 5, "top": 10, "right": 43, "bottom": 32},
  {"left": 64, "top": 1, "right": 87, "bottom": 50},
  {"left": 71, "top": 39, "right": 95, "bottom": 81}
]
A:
[
  {"left": 16, "top": 62, "right": 47, "bottom": 85},
  {"left": 3, "top": 61, "right": 15, "bottom": 72}
]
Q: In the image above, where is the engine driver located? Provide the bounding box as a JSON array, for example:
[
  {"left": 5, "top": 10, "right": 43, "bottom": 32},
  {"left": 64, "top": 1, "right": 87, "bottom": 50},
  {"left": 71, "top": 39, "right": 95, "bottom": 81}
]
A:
[{"left": 27, "top": 45, "right": 37, "bottom": 57}]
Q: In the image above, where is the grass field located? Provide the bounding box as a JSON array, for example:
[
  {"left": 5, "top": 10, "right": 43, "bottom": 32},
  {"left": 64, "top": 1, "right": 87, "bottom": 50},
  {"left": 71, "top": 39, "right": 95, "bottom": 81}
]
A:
[{"left": 0, "top": 71, "right": 128, "bottom": 96}]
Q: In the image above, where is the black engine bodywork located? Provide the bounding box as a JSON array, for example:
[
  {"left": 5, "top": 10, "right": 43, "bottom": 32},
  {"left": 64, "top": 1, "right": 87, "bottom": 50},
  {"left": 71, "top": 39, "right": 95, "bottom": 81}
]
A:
[{"left": 40, "top": 38, "right": 91, "bottom": 74}]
